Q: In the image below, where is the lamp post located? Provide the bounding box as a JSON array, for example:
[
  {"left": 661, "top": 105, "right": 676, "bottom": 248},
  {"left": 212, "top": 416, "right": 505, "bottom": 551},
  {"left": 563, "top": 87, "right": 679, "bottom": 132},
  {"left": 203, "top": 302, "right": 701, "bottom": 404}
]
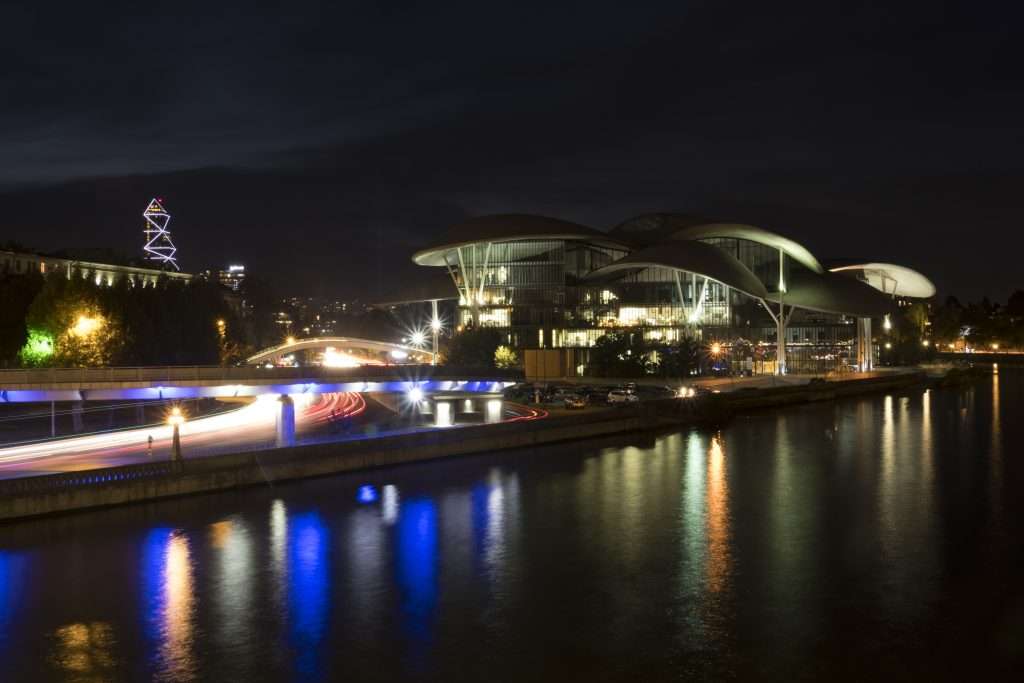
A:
[
  {"left": 430, "top": 299, "right": 442, "bottom": 365},
  {"left": 167, "top": 406, "right": 185, "bottom": 461}
]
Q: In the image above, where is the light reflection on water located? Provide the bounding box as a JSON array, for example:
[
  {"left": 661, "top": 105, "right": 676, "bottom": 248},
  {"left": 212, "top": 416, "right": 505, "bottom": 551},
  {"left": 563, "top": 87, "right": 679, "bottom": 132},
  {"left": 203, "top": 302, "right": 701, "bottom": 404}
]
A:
[{"left": 0, "top": 371, "right": 1020, "bottom": 680}]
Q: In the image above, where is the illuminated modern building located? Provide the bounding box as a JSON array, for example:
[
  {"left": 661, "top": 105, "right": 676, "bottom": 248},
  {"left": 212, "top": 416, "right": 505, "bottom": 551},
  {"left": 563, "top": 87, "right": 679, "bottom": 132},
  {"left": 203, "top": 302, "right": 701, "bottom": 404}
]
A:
[
  {"left": 218, "top": 264, "right": 246, "bottom": 291},
  {"left": 412, "top": 213, "right": 935, "bottom": 375}
]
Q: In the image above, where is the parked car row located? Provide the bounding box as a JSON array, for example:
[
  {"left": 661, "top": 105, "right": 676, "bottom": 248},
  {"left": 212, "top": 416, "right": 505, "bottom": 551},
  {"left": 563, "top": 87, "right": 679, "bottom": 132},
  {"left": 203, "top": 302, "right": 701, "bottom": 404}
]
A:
[{"left": 504, "top": 382, "right": 682, "bottom": 408}]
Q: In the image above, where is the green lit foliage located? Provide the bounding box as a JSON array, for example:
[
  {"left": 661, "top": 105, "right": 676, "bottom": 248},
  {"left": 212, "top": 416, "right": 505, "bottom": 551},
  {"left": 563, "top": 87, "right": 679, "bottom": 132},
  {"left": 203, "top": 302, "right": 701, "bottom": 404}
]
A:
[
  {"left": 18, "top": 329, "right": 55, "bottom": 366},
  {"left": 494, "top": 345, "right": 518, "bottom": 369}
]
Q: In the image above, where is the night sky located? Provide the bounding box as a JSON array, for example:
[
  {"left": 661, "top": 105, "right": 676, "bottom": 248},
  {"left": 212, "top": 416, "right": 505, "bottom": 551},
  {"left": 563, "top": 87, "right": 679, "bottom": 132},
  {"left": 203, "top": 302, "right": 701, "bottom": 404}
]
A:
[{"left": 1, "top": 1, "right": 1021, "bottom": 300}]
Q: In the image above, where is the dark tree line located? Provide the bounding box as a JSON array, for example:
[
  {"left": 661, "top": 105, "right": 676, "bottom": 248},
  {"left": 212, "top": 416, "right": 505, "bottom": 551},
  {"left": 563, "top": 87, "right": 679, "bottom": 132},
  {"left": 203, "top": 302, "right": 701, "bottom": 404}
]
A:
[{"left": 0, "top": 272, "right": 258, "bottom": 367}]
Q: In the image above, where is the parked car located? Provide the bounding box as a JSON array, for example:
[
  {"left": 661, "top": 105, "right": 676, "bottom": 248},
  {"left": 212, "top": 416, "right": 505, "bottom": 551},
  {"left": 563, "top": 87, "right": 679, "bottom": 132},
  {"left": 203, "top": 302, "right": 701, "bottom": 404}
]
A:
[
  {"left": 564, "top": 394, "right": 587, "bottom": 409},
  {"left": 607, "top": 389, "right": 639, "bottom": 404}
]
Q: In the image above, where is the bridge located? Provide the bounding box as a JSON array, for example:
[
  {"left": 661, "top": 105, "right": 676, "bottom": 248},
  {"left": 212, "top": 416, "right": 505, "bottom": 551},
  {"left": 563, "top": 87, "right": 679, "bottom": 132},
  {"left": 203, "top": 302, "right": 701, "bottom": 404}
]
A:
[
  {"left": 0, "top": 365, "right": 518, "bottom": 402},
  {"left": 245, "top": 336, "right": 434, "bottom": 366}
]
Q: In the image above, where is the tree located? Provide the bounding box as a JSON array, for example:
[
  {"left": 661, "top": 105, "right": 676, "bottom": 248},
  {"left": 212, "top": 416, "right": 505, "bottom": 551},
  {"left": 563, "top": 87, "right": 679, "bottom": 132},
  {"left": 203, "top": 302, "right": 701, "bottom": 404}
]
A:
[
  {"left": 588, "top": 332, "right": 648, "bottom": 377},
  {"left": 654, "top": 337, "right": 700, "bottom": 377},
  {"left": 444, "top": 327, "right": 502, "bottom": 368},
  {"left": 0, "top": 271, "right": 44, "bottom": 367},
  {"left": 494, "top": 345, "right": 518, "bottom": 369}
]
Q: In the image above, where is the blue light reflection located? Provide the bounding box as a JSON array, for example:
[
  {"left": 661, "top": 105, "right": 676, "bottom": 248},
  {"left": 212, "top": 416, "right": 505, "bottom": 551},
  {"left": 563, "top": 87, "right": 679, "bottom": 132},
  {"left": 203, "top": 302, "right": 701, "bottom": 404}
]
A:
[
  {"left": 395, "top": 498, "right": 438, "bottom": 638},
  {"left": 357, "top": 485, "right": 379, "bottom": 504},
  {"left": 288, "top": 512, "right": 329, "bottom": 678}
]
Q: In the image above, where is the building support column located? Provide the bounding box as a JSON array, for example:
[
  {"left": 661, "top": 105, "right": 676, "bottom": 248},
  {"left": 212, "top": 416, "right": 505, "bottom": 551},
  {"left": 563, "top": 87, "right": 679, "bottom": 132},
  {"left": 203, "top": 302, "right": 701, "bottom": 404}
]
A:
[
  {"left": 431, "top": 299, "right": 440, "bottom": 365},
  {"left": 856, "top": 317, "right": 873, "bottom": 372},
  {"left": 171, "top": 422, "right": 182, "bottom": 461},
  {"left": 485, "top": 398, "right": 503, "bottom": 424},
  {"left": 434, "top": 399, "right": 452, "bottom": 427},
  {"left": 136, "top": 402, "right": 146, "bottom": 425},
  {"left": 276, "top": 394, "right": 296, "bottom": 448}
]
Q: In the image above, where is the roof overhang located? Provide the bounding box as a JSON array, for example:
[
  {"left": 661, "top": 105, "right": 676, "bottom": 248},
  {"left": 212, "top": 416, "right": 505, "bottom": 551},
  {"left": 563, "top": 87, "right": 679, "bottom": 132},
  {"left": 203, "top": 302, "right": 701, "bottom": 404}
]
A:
[
  {"left": 828, "top": 262, "right": 936, "bottom": 299},
  {"left": 668, "top": 222, "right": 825, "bottom": 274},
  {"left": 412, "top": 214, "right": 630, "bottom": 266},
  {"left": 583, "top": 241, "right": 769, "bottom": 299},
  {"left": 765, "top": 271, "right": 898, "bottom": 317}
]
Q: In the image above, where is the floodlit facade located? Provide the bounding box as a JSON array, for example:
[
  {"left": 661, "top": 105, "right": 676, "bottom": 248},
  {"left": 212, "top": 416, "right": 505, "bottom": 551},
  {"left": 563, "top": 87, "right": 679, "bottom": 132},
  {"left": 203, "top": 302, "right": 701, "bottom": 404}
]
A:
[{"left": 412, "top": 213, "right": 935, "bottom": 375}]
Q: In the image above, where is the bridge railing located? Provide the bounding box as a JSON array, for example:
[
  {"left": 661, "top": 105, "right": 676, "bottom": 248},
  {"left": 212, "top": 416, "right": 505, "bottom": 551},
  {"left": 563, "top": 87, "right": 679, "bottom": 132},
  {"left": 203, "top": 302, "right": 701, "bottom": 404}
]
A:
[{"left": 0, "top": 365, "right": 525, "bottom": 386}]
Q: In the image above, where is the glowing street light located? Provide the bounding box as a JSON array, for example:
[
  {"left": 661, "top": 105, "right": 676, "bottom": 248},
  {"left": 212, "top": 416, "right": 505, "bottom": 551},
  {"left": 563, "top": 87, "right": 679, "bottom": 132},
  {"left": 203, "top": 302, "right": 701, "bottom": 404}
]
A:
[
  {"left": 407, "top": 387, "right": 424, "bottom": 404},
  {"left": 167, "top": 406, "right": 185, "bottom": 461},
  {"left": 70, "top": 314, "right": 102, "bottom": 337},
  {"left": 991, "top": 342, "right": 1000, "bottom": 351},
  {"left": 409, "top": 330, "right": 427, "bottom": 348},
  {"left": 710, "top": 342, "right": 722, "bottom": 356},
  {"left": 430, "top": 317, "right": 442, "bottom": 332},
  {"left": 921, "top": 339, "right": 930, "bottom": 348}
]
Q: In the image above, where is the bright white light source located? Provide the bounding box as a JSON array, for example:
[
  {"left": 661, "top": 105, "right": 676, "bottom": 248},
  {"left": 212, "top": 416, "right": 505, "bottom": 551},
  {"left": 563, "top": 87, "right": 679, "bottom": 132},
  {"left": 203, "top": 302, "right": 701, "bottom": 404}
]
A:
[
  {"left": 410, "top": 331, "right": 427, "bottom": 347},
  {"left": 430, "top": 317, "right": 442, "bottom": 332},
  {"left": 407, "top": 387, "right": 424, "bottom": 404},
  {"left": 390, "top": 349, "right": 408, "bottom": 360}
]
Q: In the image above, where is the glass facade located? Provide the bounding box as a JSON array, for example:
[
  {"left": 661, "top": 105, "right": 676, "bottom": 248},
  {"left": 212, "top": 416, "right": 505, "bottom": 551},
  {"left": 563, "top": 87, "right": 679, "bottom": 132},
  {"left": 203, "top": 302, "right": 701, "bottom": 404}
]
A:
[{"left": 439, "top": 237, "right": 869, "bottom": 375}]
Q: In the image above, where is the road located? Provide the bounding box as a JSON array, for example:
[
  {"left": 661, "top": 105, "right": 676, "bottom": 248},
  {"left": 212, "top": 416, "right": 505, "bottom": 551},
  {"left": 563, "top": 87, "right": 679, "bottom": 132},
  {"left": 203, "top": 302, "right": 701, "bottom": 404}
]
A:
[{"left": 0, "top": 392, "right": 365, "bottom": 479}]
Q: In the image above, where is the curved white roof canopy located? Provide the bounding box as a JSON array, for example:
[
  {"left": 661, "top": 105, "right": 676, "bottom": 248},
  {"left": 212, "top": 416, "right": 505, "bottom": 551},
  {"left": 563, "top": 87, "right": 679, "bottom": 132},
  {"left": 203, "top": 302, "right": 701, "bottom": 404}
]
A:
[
  {"left": 584, "top": 241, "right": 769, "bottom": 300},
  {"left": 829, "top": 262, "right": 936, "bottom": 299},
  {"left": 412, "top": 214, "right": 630, "bottom": 266},
  {"left": 668, "top": 222, "right": 826, "bottom": 274},
  {"left": 764, "top": 271, "right": 897, "bottom": 317}
]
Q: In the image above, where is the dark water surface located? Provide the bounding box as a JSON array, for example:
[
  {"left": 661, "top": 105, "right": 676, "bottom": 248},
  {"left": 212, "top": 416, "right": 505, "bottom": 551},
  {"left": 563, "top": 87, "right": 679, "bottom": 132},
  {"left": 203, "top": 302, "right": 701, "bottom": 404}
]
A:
[{"left": 1, "top": 369, "right": 1022, "bottom": 681}]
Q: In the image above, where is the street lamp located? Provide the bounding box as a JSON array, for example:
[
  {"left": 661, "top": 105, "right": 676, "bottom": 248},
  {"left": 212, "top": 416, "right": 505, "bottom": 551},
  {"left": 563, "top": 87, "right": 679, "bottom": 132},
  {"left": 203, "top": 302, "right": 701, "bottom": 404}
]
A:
[{"left": 167, "top": 406, "right": 185, "bottom": 461}]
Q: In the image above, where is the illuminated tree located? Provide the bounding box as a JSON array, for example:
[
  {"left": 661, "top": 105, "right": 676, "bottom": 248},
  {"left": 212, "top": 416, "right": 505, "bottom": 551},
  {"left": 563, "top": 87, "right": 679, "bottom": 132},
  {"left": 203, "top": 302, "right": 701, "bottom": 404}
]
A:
[{"left": 494, "top": 345, "right": 518, "bottom": 369}]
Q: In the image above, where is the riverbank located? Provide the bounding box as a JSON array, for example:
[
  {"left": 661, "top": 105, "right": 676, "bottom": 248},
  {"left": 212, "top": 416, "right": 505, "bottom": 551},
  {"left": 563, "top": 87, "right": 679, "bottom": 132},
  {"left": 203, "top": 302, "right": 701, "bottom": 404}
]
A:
[{"left": 0, "top": 369, "right": 930, "bottom": 522}]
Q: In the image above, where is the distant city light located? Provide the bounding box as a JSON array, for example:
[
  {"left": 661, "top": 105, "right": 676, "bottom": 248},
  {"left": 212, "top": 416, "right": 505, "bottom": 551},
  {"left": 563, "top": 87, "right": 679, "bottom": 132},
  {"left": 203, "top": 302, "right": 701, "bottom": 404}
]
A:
[
  {"left": 883, "top": 314, "right": 892, "bottom": 331},
  {"left": 921, "top": 339, "right": 929, "bottom": 347},
  {"left": 390, "top": 349, "right": 408, "bottom": 360},
  {"left": 710, "top": 342, "right": 722, "bottom": 355},
  {"left": 409, "top": 330, "right": 427, "bottom": 347},
  {"left": 884, "top": 342, "right": 892, "bottom": 349}
]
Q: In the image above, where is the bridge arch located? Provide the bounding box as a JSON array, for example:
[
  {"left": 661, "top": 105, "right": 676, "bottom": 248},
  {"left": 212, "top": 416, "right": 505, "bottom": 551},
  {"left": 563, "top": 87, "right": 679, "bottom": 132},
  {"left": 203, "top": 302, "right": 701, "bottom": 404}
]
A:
[{"left": 245, "top": 337, "right": 432, "bottom": 366}]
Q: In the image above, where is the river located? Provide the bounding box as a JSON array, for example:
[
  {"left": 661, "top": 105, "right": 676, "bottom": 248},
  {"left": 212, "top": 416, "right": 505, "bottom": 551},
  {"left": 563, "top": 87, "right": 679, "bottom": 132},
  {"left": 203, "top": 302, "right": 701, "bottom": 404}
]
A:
[{"left": 1, "top": 367, "right": 1021, "bottom": 680}]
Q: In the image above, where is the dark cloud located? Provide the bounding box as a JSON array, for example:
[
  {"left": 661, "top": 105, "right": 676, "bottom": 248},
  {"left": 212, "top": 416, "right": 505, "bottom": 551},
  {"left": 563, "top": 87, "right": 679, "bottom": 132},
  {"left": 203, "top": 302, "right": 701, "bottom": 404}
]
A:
[{"left": 0, "top": 0, "right": 1021, "bottom": 299}]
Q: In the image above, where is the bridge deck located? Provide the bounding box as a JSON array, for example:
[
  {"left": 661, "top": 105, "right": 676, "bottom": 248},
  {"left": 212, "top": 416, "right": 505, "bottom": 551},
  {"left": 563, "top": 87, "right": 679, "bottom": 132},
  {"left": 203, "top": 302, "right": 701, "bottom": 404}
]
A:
[{"left": 0, "top": 366, "right": 520, "bottom": 402}]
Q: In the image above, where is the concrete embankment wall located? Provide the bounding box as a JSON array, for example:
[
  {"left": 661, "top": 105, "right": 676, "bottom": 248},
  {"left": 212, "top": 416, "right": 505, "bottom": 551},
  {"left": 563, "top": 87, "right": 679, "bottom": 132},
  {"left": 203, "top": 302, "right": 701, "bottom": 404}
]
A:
[{"left": 0, "top": 371, "right": 925, "bottom": 522}]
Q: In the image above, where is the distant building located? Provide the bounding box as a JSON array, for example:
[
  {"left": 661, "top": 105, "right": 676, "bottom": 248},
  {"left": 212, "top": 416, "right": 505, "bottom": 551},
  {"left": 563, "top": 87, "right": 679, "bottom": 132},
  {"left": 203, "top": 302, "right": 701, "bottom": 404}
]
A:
[
  {"left": 0, "top": 249, "right": 192, "bottom": 287},
  {"left": 218, "top": 264, "right": 246, "bottom": 291}
]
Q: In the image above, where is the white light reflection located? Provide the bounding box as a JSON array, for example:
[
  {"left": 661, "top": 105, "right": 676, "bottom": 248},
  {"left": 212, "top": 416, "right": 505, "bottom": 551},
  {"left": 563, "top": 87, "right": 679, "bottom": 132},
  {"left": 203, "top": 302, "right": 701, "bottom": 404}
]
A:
[{"left": 382, "top": 485, "right": 400, "bottom": 525}]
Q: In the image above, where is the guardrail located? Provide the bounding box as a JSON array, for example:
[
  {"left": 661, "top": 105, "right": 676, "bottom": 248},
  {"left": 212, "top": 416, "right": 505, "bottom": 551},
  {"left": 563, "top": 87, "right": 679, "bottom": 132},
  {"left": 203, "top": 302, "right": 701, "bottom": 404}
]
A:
[{"left": 0, "top": 365, "right": 525, "bottom": 386}]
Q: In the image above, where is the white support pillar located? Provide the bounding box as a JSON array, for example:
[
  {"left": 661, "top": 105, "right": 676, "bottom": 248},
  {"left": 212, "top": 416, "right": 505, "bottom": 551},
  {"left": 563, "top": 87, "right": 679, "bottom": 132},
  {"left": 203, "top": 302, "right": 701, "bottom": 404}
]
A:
[
  {"left": 431, "top": 299, "right": 440, "bottom": 365},
  {"left": 434, "top": 399, "right": 452, "bottom": 427},
  {"left": 485, "top": 398, "right": 503, "bottom": 424},
  {"left": 276, "top": 394, "right": 296, "bottom": 448},
  {"left": 777, "top": 250, "right": 787, "bottom": 375},
  {"left": 857, "top": 317, "right": 873, "bottom": 372}
]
